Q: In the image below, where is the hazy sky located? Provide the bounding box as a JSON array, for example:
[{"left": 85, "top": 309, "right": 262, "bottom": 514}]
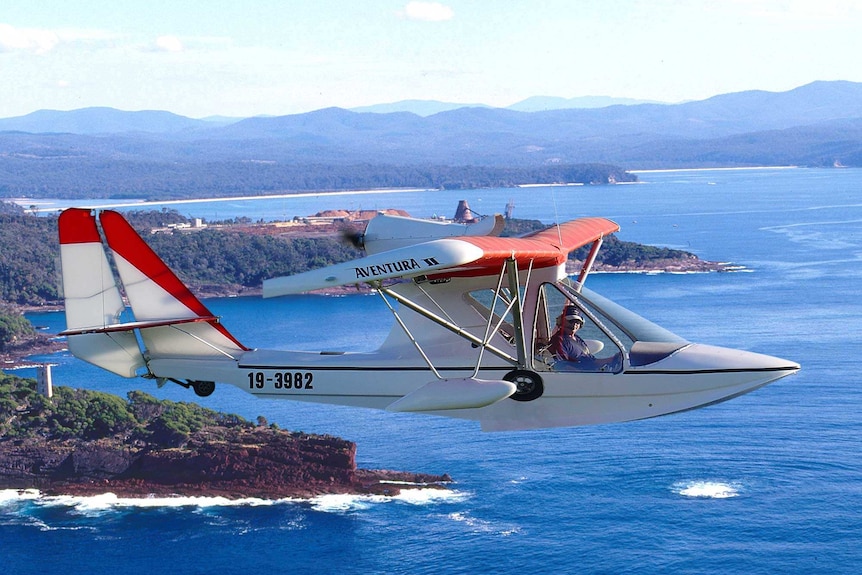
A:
[{"left": 2, "top": 0, "right": 861, "bottom": 118}]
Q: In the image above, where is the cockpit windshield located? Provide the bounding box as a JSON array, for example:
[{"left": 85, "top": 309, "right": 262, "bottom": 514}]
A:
[
  {"left": 534, "top": 280, "right": 689, "bottom": 373},
  {"left": 560, "top": 281, "right": 688, "bottom": 345}
]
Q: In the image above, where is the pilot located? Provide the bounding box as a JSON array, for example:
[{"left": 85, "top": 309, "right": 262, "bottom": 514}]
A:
[{"left": 549, "top": 305, "right": 595, "bottom": 363}]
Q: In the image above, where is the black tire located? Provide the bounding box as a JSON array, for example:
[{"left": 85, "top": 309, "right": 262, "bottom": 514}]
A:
[
  {"left": 504, "top": 369, "right": 544, "bottom": 402},
  {"left": 191, "top": 380, "right": 215, "bottom": 397}
]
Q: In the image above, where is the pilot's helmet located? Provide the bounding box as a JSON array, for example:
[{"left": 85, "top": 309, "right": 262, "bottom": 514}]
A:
[{"left": 563, "top": 305, "right": 584, "bottom": 324}]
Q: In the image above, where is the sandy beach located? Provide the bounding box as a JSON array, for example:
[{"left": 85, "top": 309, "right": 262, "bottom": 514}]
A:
[{"left": 13, "top": 187, "right": 433, "bottom": 214}]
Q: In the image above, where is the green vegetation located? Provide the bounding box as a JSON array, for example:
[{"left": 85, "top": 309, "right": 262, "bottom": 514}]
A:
[
  {"left": 0, "top": 372, "right": 249, "bottom": 446},
  {"left": 0, "top": 304, "right": 36, "bottom": 352},
  {"left": 0, "top": 211, "right": 61, "bottom": 305},
  {"left": 573, "top": 235, "right": 693, "bottom": 265}
]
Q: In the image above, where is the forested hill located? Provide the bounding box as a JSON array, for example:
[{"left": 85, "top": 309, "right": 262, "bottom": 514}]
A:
[{"left": 0, "top": 157, "right": 633, "bottom": 200}]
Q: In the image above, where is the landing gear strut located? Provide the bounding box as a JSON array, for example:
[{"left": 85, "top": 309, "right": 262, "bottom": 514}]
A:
[{"left": 158, "top": 377, "right": 216, "bottom": 397}]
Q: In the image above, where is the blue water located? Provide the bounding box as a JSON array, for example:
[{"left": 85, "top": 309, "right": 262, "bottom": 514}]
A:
[{"left": 4, "top": 168, "right": 862, "bottom": 574}]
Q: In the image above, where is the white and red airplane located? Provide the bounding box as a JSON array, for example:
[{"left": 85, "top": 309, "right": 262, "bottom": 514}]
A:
[{"left": 58, "top": 208, "right": 798, "bottom": 431}]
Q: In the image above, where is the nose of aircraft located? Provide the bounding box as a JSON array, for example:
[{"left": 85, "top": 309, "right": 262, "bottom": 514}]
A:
[{"left": 669, "top": 343, "right": 800, "bottom": 375}]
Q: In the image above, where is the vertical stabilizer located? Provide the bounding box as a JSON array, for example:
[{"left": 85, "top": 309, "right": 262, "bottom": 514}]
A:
[
  {"left": 98, "top": 211, "right": 248, "bottom": 359},
  {"left": 58, "top": 208, "right": 145, "bottom": 377}
]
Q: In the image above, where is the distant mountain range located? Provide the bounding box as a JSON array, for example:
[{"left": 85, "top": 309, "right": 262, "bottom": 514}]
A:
[
  {"left": 350, "top": 95, "right": 660, "bottom": 115},
  {"left": 1, "top": 80, "right": 861, "bottom": 199}
]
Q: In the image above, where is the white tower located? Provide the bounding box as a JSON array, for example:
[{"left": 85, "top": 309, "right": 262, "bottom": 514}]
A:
[{"left": 36, "top": 364, "right": 53, "bottom": 398}]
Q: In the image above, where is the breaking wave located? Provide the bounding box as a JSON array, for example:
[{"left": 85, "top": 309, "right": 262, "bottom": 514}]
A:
[
  {"left": 308, "top": 488, "right": 468, "bottom": 513},
  {"left": 671, "top": 481, "right": 741, "bottom": 499},
  {"left": 1, "top": 487, "right": 468, "bottom": 517}
]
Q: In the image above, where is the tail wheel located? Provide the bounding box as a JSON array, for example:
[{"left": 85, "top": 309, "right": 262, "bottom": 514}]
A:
[
  {"left": 504, "top": 369, "right": 544, "bottom": 402},
  {"left": 191, "top": 380, "right": 215, "bottom": 397}
]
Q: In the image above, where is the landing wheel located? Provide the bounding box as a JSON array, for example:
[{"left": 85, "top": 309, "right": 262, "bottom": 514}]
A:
[
  {"left": 191, "top": 380, "right": 215, "bottom": 397},
  {"left": 504, "top": 369, "right": 544, "bottom": 402}
]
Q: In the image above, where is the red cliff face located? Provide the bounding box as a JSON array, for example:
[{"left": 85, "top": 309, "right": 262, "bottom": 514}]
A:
[
  {"left": 0, "top": 426, "right": 450, "bottom": 499},
  {"left": 0, "top": 376, "right": 450, "bottom": 499}
]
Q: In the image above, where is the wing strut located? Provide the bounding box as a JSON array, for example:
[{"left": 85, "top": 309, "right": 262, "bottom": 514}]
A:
[
  {"left": 576, "top": 237, "right": 604, "bottom": 290},
  {"left": 377, "top": 286, "right": 519, "bottom": 366},
  {"left": 505, "top": 255, "right": 532, "bottom": 370},
  {"left": 375, "top": 254, "right": 536, "bottom": 376},
  {"left": 375, "top": 288, "right": 443, "bottom": 379}
]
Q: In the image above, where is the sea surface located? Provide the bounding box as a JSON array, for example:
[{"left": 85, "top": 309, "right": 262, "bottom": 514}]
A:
[{"left": 3, "top": 168, "right": 861, "bottom": 574}]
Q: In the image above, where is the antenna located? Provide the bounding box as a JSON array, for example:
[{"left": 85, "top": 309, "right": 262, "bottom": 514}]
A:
[{"left": 550, "top": 188, "right": 563, "bottom": 247}]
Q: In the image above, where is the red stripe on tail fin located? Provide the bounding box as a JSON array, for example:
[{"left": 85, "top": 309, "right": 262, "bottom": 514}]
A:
[
  {"left": 99, "top": 210, "right": 249, "bottom": 351},
  {"left": 59, "top": 208, "right": 102, "bottom": 244}
]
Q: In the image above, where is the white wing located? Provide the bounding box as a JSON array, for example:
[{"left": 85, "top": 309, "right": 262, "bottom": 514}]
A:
[{"left": 262, "top": 238, "right": 484, "bottom": 297}]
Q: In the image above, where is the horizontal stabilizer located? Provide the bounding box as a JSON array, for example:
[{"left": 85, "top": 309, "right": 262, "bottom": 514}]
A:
[
  {"left": 386, "top": 378, "right": 517, "bottom": 412},
  {"left": 60, "top": 315, "right": 221, "bottom": 337},
  {"left": 66, "top": 332, "right": 146, "bottom": 378},
  {"left": 263, "top": 238, "right": 484, "bottom": 297}
]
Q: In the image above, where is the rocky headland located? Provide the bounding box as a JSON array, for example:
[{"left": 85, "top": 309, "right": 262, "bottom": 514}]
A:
[{"left": 0, "top": 373, "right": 450, "bottom": 499}]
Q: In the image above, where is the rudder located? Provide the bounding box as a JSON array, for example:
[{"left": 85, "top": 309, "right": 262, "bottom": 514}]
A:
[{"left": 98, "top": 210, "right": 248, "bottom": 359}]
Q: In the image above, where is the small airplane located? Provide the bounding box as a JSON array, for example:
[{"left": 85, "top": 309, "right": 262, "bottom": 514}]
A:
[{"left": 57, "top": 208, "right": 798, "bottom": 431}]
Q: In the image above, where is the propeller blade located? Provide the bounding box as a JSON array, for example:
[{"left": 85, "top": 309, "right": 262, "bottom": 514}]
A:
[{"left": 339, "top": 227, "right": 365, "bottom": 250}]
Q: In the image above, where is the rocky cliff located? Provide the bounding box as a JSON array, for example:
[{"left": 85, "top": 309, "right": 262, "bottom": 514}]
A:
[{"left": 0, "top": 374, "right": 450, "bottom": 499}]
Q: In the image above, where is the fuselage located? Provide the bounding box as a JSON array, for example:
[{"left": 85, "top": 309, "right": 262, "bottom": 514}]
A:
[{"left": 146, "top": 271, "right": 799, "bottom": 431}]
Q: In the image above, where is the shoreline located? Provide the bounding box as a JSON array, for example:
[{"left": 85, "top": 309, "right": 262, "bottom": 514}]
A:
[
  {"left": 13, "top": 187, "right": 434, "bottom": 214},
  {"left": 1, "top": 485, "right": 460, "bottom": 507},
  {"left": 630, "top": 165, "right": 798, "bottom": 174}
]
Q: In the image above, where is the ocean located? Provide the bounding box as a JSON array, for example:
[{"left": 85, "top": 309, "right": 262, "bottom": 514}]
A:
[{"left": 3, "top": 167, "right": 861, "bottom": 574}]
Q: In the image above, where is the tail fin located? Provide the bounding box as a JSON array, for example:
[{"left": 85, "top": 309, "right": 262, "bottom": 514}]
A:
[
  {"left": 58, "top": 209, "right": 248, "bottom": 376},
  {"left": 98, "top": 210, "right": 249, "bottom": 359},
  {"left": 59, "top": 209, "right": 146, "bottom": 377}
]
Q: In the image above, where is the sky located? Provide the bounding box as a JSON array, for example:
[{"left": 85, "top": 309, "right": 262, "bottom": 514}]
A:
[{"left": 2, "top": 0, "right": 861, "bottom": 119}]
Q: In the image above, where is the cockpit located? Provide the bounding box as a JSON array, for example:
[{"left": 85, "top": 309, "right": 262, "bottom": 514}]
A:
[
  {"left": 463, "top": 277, "right": 690, "bottom": 374},
  {"left": 534, "top": 280, "right": 690, "bottom": 372}
]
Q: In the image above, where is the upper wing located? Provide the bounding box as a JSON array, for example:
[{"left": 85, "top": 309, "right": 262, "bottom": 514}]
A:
[
  {"left": 263, "top": 217, "right": 619, "bottom": 297},
  {"left": 437, "top": 217, "right": 620, "bottom": 279}
]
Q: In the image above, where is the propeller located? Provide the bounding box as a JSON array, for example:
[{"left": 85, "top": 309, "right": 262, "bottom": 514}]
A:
[{"left": 339, "top": 226, "right": 365, "bottom": 250}]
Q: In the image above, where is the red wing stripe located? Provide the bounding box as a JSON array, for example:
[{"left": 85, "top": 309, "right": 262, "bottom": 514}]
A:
[{"left": 59, "top": 208, "right": 101, "bottom": 244}]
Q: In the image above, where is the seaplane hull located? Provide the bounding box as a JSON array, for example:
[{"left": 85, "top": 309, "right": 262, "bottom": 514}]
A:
[{"left": 143, "top": 341, "right": 794, "bottom": 431}]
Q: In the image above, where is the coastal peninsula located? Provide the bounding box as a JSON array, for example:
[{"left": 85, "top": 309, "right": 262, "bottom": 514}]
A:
[{"left": 0, "top": 373, "right": 450, "bottom": 499}]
